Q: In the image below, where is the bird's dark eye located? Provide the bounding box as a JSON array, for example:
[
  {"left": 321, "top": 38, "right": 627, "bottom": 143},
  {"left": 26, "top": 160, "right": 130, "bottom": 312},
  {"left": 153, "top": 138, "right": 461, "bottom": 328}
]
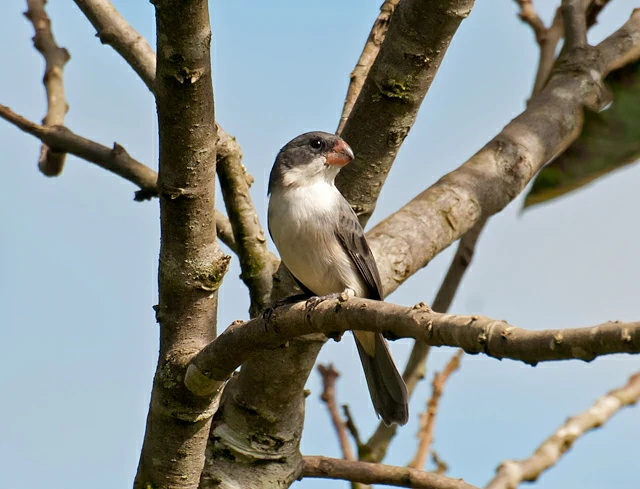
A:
[{"left": 310, "top": 139, "right": 323, "bottom": 150}]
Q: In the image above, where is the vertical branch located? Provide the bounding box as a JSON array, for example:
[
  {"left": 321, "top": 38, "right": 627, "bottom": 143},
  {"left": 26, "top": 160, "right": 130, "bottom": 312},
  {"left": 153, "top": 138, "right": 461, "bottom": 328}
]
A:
[
  {"left": 336, "top": 0, "right": 400, "bottom": 134},
  {"left": 562, "top": 0, "right": 588, "bottom": 50},
  {"left": 134, "top": 0, "right": 227, "bottom": 488},
  {"left": 317, "top": 364, "right": 356, "bottom": 461},
  {"left": 407, "top": 350, "right": 463, "bottom": 470},
  {"left": 25, "top": 0, "right": 70, "bottom": 176},
  {"left": 216, "top": 128, "right": 278, "bottom": 317}
]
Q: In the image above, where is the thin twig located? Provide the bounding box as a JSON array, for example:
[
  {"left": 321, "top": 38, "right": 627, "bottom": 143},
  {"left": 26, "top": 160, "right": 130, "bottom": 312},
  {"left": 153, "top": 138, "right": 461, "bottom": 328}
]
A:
[
  {"left": 532, "top": 8, "right": 564, "bottom": 95},
  {"left": 0, "top": 104, "right": 237, "bottom": 251},
  {"left": 431, "top": 451, "right": 449, "bottom": 475},
  {"left": 514, "top": 0, "right": 547, "bottom": 43},
  {"left": 408, "top": 350, "right": 463, "bottom": 470},
  {"left": 216, "top": 128, "right": 278, "bottom": 317},
  {"left": 485, "top": 372, "right": 640, "bottom": 489},
  {"left": 343, "top": 404, "right": 364, "bottom": 451},
  {"left": 25, "top": 0, "right": 70, "bottom": 176},
  {"left": 301, "top": 456, "right": 479, "bottom": 489},
  {"left": 336, "top": 0, "right": 400, "bottom": 134},
  {"left": 317, "top": 365, "right": 355, "bottom": 461}
]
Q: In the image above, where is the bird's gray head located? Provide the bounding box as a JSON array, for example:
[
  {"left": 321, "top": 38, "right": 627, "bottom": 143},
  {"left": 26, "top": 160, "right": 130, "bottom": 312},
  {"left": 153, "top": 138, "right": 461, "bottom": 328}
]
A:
[{"left": 268, "top": 131, "right": 354, "bottom": 194}]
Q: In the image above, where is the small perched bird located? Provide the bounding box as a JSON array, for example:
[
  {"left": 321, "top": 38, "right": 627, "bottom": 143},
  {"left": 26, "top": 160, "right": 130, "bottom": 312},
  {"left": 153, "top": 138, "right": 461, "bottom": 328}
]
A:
[{"left": 267, "top": 131, "right": 409, "bottom": 426}]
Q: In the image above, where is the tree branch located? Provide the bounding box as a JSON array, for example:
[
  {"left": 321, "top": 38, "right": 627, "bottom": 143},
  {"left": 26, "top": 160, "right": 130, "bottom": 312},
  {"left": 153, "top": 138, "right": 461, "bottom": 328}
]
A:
[
  {"left": 216, "top": 128, "right": 278, "bottom": 317},
  {"left": 73, "top": 0, "right": 156, "bottom": 91},
  {"left": 185, "top": 295, "right": 640, "bottom": 396},
  {"left": 485, "top": 371, "right": 640, "bottom": 489},
  {"left": 336, "top": 0, "right": 400, "bottom": 134},
  {"left": 367, "top": 9, "right": 640, "bottom": 298},
  {"left": 301, "top": 456, "right": 479, "bottom": 489},
  {"left": 562, "top": 0, "right": 588, "bottom": 50},
  {"left": 25, "top": 0, "right": 70, "bottom": 176},
  {"left": 317, "top": 364, "right": 356, "bottom": 461},
  {"left": 133, "top": 0, "right": 226, "bottom": 487},
  {"left": 336, "top": 0, "right": 475, "bottom": 225},
  {"left": 514, "top": 0, "right": 547, "bottom": 44},
  {"left": 408, "top": 350, "right": 463, "bottom": 470},
  {"left": 0, "top": 104, "right": 237, "bottom": 250}
]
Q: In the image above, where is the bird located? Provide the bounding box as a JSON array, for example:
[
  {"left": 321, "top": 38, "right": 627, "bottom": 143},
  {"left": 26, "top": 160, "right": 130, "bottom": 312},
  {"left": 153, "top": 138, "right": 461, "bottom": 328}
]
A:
[{"left": 267, "top": 131, "right": 409, "bottom": 426}]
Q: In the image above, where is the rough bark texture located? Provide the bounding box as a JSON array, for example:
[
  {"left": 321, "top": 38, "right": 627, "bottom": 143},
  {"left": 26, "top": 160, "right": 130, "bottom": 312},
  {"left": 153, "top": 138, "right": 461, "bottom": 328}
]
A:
[
  {"left": 336, "top": 0, "right": 475, "bottom": 224},
  {"left": 187, "top": 297, "right": 640, "bottom": 387},
  {"left": 368, "top": 12, "right": 640, "bottom": 296},
  {"left": 216, "top": 129, "right": 279, "bottom": 317},
  {"left": 25, "top": 0, "right": 70, "bottom": 176},
  {"left": 302, "top": 456, "right": 479, "bottom": 489},
  {"left": 134, "top": 1, "right": 226, "bottom": 488},
  {"left": 200, "top": 337, "right": 325, "bottom": 489}
]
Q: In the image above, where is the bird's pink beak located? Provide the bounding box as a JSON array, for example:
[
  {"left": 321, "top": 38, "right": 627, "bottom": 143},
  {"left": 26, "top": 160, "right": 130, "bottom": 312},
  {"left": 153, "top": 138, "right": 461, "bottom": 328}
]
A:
[{"left": 325, "top": 139, "right": 354, "bottom": 167}]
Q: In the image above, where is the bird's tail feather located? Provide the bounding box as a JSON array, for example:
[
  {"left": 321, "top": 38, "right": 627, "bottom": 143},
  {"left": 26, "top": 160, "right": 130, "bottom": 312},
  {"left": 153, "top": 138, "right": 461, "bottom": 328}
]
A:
[{"left": 354, "top": 331, "right": 409, "bottom": 426}]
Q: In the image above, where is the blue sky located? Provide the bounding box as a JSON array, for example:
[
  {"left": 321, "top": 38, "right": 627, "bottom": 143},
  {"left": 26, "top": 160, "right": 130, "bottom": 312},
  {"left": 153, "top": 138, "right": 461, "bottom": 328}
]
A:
[{"left": 1, "top": 1, "right": 638, "bottom": 488}]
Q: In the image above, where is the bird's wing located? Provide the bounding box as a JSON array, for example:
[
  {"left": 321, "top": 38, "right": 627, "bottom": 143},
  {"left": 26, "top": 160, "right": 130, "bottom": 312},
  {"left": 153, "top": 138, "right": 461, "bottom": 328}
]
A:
[{"left": 334, "top": 201, "right": 384, "bottom": 301}]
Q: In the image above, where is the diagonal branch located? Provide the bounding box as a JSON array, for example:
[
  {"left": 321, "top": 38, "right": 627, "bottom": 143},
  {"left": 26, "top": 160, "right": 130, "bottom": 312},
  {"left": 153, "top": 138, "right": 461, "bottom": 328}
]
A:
[
  {"left": 317, "top": 364, "right": 356, "bottom": 461},
  {"left": 485, "top": 371, "right": 640, "bottom": 489},
  {"left": 336, "top": 0, "right": 475, "bottom": 225},
  {"left": 408, "top": 350, "right": 463, "bottom": 470},
  {"left": 216, "top": 128, "right": 278, "bottom": 317},
  {"left": 25, "top": 0, "right": 70, "bottom": 176},
  {"left": 336, "top": 0, "right": 400, "bottom": 134},
  {"left": 73, "top": 0, "right": 156, "bottom": 91},
  {"left": 184, "top": 295, "right": 640, "bottom": 397},
  {"left": 368, "top": 9, "right": 640, "bottom": 298},
  {"left": 514, "top": 0, "right": 547, "bottom": 43},
  {"left": 0, "top": 104, "right": 237, "bottom": 251},
  {"left": 301, "top": 456, "right": 479, "bottom": 489}
]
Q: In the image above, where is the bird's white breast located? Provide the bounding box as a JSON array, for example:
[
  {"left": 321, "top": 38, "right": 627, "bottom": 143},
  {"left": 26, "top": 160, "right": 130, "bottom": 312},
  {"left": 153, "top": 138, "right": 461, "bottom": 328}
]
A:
[{"left": 268, "top": 181, "right": 366, "bottom": 297}]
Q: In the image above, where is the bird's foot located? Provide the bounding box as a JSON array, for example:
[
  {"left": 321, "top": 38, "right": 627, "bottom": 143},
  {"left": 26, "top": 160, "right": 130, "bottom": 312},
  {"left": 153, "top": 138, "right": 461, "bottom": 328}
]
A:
[
  {"left": 262, "top": 293, "right": 309, "bottom": 325},
  {"left": 305, "top": 288, "right": 355, "bottom": 312}
]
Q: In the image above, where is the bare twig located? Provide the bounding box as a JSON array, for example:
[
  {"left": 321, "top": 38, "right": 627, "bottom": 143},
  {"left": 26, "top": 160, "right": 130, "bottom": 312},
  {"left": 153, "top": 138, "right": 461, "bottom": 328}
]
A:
[
  {"left": 317, "top": 365, "right": 355, "bottom": 461},
  {"left": 514, "top": 0, "right": 547, "bottom": 43},
  {"left": 485, "top": 372, "right": 640, "bottom": 489},
  {"left": 586, "top": 0, "right": 613, "bottom": 28},
  {"left": 301, "top": 456, "right": 479, "bottom": 489},
  {"left": 0, "top": 104, "right": 236, "bottom": 251},
  {"left": 336, "top": 0, "right": 400, "bottom": 134},
  {"left": 408, "top": 350, "right": 463, "bottom": 470},
  {"left": 73, "top": 0, "right": 155, "bottom": 91},
  {"left": 185, "top": 294, "right": 640, "bottom": 396},
  {"left": 25, "top": 0, "right": 70, "bottom": 176},
  {"left": 216, "top": 128, "right": 278, "bottom": 317},
  {"left": 343, "top": 404, "right": 364, "bottom": 452},
  {"left": 533, "top": 8, "right": 564, "bottom": 95},
  {"left": 431, "top": 451, "right": 449, "bottom": 475}
]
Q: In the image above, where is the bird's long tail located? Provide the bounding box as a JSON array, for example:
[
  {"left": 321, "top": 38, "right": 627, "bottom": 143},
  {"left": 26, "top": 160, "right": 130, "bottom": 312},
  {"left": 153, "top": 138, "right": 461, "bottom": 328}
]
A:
[{"left": 354, "top": 331, "right": 409, "bottom": 426}]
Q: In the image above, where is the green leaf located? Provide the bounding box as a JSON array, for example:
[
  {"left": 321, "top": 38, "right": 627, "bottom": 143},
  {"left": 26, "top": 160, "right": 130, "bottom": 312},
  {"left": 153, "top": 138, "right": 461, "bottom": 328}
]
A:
[{"left": 524, "top": 60, "right": 640, "bottom": 209}]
